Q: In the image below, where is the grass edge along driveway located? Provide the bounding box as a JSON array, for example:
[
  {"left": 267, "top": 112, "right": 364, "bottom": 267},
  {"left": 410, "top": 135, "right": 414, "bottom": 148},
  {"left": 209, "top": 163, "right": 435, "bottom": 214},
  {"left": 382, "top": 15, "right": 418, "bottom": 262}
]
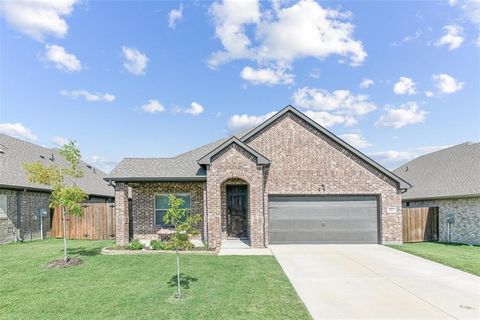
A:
[
  {"left": 388, "top": 241, "right": 480, "bottom": 276},
  {"left": 0, "top": 239, "right": 310, "bottom": 320}
]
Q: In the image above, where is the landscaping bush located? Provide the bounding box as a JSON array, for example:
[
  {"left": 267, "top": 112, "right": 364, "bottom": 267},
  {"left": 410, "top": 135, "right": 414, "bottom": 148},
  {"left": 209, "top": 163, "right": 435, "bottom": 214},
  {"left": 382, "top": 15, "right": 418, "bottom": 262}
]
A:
[
  {"left": 150, "top": 240, "right": 170, "bottom": 250},
  {"left": 127, "top": 239, "right": 144, "bottom": 250},
  {"left": 168, "top": 234, "right": 194, "bottom": 250}
]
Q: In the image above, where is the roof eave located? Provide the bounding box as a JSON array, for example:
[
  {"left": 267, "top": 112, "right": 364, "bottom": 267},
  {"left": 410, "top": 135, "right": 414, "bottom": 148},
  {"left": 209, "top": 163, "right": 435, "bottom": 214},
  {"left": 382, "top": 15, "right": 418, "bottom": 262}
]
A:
[
  {"left": 104, "top": 177, "right": 207, "bottom": 182},
  {"left": 197, "top": 137, "right": 270, "bottom": 166},
  {"left": 402, "top": 193, "right": 480, "bottom": 201}
]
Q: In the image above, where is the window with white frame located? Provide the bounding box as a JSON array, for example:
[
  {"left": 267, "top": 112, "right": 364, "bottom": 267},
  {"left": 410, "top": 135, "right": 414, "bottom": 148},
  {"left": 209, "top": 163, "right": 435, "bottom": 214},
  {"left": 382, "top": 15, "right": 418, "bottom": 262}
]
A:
[
  {"left": 0, "top": 194, "right": 7, "bottom": 218},
  {"left": 154, "top": 194, "right": 191, "bottom": 226}
]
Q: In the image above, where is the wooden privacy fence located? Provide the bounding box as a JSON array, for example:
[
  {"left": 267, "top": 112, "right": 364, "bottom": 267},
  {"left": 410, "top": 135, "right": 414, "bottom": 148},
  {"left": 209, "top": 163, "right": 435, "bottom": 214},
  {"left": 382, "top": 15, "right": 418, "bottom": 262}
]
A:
[
  {"left": 402, "top": 207, "right": 439, "bottom": 242},
  {"left": 51, "top": 203, "right": 116, "bottom": 240}
]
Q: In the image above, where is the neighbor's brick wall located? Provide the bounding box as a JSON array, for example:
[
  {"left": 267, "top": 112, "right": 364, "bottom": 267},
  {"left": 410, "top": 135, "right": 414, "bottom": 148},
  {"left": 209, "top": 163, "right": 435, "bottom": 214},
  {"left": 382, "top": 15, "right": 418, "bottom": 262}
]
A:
[
  {"left": 206, "top": 144, "right": 265, "bottom": 248},
  {"left": 405, "top": 197, "right": 480, "bottom": 245},
  {"left": 0, "top": 189, "right": 50, "bottom": 243},
  {"left": 245, "top": 112, "right": 403, "bottom": 244},
  {"left": 131, "top": 182, "right": 205, "bottom": 241}
]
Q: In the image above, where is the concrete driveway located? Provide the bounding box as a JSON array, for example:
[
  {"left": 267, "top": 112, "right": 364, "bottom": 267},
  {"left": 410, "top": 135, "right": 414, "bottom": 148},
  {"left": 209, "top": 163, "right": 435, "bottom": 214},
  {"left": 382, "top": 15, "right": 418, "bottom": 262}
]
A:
[{"left": 270, "top": 245, "right": 480, "bottom": 319}]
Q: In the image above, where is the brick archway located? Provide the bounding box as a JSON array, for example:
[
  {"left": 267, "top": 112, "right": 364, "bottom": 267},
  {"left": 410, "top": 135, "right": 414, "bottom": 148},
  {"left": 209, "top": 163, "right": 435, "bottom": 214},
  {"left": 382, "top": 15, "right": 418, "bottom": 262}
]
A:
[{"left": 205, "top": 145, "right": 266, "bottom": 248}]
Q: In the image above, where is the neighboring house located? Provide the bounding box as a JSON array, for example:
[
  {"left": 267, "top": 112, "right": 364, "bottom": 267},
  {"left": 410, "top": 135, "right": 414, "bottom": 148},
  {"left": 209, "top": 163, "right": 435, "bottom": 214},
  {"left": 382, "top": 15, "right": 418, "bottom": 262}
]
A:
[
  {"left": 394, "top": 142, "right": 480, "bottom": 245},
  {"left": 0, "top": 134, "right": 115, "bottom": 243},
  {"left": 107, "top": 106, "right": 410, "bottom": 248}
]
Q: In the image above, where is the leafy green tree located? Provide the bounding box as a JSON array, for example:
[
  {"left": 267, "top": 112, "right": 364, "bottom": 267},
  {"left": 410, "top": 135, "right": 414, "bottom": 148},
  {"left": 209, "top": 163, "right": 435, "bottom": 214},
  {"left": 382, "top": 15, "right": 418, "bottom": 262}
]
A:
[
  {"left": 163, "top": 194, "right": 201, "bottom": 299},
  {"left": 23, "top": 141, "right": 87, "bottom": 264}
]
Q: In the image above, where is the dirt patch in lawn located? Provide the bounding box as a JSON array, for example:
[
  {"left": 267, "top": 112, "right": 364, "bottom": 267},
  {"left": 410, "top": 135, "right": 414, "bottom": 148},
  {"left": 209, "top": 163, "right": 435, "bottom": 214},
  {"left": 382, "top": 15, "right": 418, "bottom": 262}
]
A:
[{"left": 45, "top": 258, "right": 83, "bottom": 269}]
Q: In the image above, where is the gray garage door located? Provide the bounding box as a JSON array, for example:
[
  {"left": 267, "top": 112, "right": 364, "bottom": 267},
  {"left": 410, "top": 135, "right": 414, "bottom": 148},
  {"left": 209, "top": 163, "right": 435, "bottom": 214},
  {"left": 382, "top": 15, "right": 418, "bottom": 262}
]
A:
[{"left": 269, "top": 195, "right": 379, "bottom": 244}]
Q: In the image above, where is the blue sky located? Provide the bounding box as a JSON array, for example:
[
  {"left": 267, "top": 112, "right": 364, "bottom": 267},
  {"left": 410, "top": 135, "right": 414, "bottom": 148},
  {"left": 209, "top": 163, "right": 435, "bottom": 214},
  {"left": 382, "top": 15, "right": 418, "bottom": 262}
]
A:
[{"left": 1, "top": 0, "right": 479, "bottom": 172}]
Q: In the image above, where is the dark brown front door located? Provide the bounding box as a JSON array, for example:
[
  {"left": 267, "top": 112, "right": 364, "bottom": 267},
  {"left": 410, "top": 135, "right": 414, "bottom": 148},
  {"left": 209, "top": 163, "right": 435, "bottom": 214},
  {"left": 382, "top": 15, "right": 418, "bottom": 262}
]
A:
[{"left": 226, "top": 185, "right": 248, "bottom": 238}]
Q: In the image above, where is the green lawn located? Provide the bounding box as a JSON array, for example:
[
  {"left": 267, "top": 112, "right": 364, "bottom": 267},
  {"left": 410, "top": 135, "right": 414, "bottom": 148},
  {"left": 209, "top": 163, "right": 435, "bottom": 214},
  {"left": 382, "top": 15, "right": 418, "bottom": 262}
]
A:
[
  {"left": 388, "top": 242, "right": 480, "bottom": 276},
  {"left": 0, "top": 239, "right": 310, "bottom": 320}
]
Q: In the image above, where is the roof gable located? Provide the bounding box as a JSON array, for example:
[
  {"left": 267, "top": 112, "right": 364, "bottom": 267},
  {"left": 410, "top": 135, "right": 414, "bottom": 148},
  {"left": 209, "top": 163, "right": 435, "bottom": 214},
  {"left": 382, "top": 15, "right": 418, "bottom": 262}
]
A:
[
  {"left": 240, "top": 105, "right": 411, "bottom": 189},
  {"left": 197, "top": 137, "right": 270, "bottom": 165}
]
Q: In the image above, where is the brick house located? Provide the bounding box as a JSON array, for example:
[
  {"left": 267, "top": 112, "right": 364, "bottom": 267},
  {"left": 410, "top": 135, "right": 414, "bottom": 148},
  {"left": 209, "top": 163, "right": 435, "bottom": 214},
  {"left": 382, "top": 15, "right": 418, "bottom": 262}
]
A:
[
  {"left": 394, "top": 142, "right": 480, "bottom": 245},
  {"left": 108, "top": 106, "right": 410, "bottom": 248},
  {"left": 0, "top": 134, "right": 114, "bottom": 243}
]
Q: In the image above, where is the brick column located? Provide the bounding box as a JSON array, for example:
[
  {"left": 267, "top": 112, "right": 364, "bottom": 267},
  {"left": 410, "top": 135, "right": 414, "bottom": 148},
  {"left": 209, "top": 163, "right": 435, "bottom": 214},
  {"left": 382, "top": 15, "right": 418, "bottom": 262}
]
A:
[{"left": 115, "top": 182, "right": 129, "bottom": 245}]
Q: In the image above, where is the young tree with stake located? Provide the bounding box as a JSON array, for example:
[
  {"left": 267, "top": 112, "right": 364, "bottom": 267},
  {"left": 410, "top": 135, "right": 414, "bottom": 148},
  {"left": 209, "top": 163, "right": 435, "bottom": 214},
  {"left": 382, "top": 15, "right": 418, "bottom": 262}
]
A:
[
  {"left": 163, "top": 194, "right": 201, "bottom": 299},
  {"left": 23, "top": 141, "right": 86, "bottom": 264}
]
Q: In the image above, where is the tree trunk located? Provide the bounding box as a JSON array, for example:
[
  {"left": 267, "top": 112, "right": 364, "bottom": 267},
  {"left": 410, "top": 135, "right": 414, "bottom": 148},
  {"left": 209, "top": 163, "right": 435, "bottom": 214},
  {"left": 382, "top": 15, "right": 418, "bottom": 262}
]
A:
[
  {"left": 175, "top": 224, "right": 181, "bottom": 299},
  {"left": 63, "top": 207, "right": 68, "bottom": 264}
]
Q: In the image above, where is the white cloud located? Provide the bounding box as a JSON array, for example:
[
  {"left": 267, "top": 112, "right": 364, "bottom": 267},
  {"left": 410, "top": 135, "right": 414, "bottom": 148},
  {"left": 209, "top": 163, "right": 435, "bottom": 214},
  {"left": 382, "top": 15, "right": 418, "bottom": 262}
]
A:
[
  {"left": 370, "top": 145, "right": 450, "bottom": 167},
  {"left": 0, "top": 0, "right": 79, "bottom": 41},
  {"left": 435, "top": 25, "right": 464, "bottom": 50},
  {"left": 476, "top": 34, "right": 480, "bottom": 47},
  {"left": 309, "top": 68, "right": 321, "bottom": 79},
  {"left": 122, "top": 46, "right": 148, "bottom": 75},
  {"left": 228, "top": 111, "right": 277, "bottom": 131},
  {"left": 432, "top": 73, "right": 464, "bottom": 94},
  {"left": 339, "top": 133, "right": 372, "bottom": 149},
  {"left": 370, "top": 150, "right": 416, "bottom": 164},
  {"left": 168, "top": 4, "right": 183, "bottom": 29},
  {"left": 305, "top": 111, "right": 357, "bottom": 127},
  {"left": 425, "top": 91, "right": 434, "bottom": 97},
  {"left": 51, "top": 136, "right": 69, "bottom": 146},
  {"left": 293, "top": 87, "right": 376, "bottom": 116},
  {"left": 240, "top": 66, "right": 294, "bottom": 85},
  {"left": 141, "top": 99, "right": 165, "bottom": 113},
  {"left": 0, "top": 123, "right": 37, "bottom": 141},
  {"left": 61, "top": 90, "right": 115, "bottom": 102},
  {"left": 448, "top": 0, "right": 458, "bottom": 6},
  {"left": 209, "top": 0, "right": 366, "bottom": 68},
  {"left": 393, "top": 76, "right": 416, "bottom": 95},
  {"left": 183, "top": 102, "right": 204, "bottom": 116},
  {"left": 359, "top": 78, "right": 374, "bottom": 89},
  {"left": 209, "top": 0, "right": 260, "bottom": 67},
  {"left": 44, "top": 44, "right": 81, "bottom": 72},
  {"left": 85, "top": 155, "right": 118, "bottom": 173},
  {"left": 462, "top": 0, "right": 480, "bottom": 27},
  {"left": 375, "top": 102, "right": 427, "bottom": 129}
]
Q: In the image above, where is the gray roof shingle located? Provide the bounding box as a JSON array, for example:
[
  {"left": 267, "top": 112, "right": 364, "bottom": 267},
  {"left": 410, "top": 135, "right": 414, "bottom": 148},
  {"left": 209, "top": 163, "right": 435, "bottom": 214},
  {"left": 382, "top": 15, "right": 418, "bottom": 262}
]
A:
[
  {"left": 393, "top": 142, "right": 480, "bottom": 200},
  {"left": 0, "top": 134, "right": 114, "bottom": 198},
  {"left": 108, "top": 138, "right": 227, "bottom": 181},
  {"left": 108, "top": 106, "right": 410, "bottom": 190}
]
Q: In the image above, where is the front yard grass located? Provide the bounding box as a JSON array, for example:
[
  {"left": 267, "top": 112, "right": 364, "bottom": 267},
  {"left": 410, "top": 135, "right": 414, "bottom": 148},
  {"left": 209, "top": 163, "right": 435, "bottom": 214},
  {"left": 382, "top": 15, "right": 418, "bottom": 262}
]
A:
[
  {"left": 388, "top": 242, "right": 480, "bottom": 276},
  {"left": 0, "top": 239, "right": 310, "bottom": 320}
]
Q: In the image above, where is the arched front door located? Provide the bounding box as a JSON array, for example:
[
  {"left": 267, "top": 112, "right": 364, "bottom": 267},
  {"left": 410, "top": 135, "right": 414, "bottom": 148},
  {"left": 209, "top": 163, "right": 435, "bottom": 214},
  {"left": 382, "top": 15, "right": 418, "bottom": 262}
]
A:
[{"left": 226, "top": 185, "right": 248, "bottom": 238}]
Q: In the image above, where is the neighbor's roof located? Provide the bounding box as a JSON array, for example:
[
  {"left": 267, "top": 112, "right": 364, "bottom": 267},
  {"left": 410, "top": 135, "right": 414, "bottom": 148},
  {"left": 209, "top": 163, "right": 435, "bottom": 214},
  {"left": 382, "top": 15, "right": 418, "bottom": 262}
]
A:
[
  {"left": 0, "top": 134, "right": 114, "bottom": 198},
  {"left": 393, "top": 142, "right": 480, "bottom": 201},
  {"left": 108, "top": 105, "right": 410, "bottom": 189}
]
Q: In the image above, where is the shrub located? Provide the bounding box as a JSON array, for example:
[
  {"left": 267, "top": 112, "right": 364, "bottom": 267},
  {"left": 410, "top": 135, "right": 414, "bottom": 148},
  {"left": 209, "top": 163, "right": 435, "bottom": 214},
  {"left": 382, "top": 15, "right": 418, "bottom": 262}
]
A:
[
  {"left": 150, "top": 240, "right": 169, "bottom": 250},
  {"left": 167, "top": 233, "right": 194, "bottom": 250},
  {"left": 127, "top": 239, "right": 144, "bottom": 250}
]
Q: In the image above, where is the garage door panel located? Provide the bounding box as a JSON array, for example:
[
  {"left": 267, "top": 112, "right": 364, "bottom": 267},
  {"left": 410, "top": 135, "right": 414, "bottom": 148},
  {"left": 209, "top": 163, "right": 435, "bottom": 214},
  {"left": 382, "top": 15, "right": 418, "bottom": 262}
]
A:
[
  {"left": 270, "top": 218, "right": 377, "bottom": 230},
  {"left": 269, "top": 195, "right": 378, "bottom": 244}
]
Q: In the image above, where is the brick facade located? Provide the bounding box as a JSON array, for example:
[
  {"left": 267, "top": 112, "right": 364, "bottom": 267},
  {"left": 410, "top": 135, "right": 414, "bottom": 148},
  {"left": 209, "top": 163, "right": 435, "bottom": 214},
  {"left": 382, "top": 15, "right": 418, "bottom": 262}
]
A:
[
  {"left": 405, "top": 197, "right": 480, "bottom": 245},
  {"left": 245, "top": 112, "right": 402, "bottom": 244},
  {"left": 115, "top": 183, "right": 129, "bottom": 245},
  {"left": 206, "top": 145, "right": 265, "bottom": 248},
  {"left": 0, "top": 189, "right": 50, "bottom": 243},
  {"left": 130, "top": 182, "right": 205, "bottom": 241},
  {"left": 119, "top": 110, "right": 403, "bottom": 248}
]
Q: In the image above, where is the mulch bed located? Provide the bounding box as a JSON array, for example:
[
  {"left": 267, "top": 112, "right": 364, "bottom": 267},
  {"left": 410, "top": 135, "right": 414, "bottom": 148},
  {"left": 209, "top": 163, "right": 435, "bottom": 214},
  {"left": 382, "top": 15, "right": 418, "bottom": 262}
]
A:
[
  {"left": 45, "top": 257, "right": 83, "bottom": 269},
  {"left": 101, "top": 247, "right": 217, "bottom": 255}
]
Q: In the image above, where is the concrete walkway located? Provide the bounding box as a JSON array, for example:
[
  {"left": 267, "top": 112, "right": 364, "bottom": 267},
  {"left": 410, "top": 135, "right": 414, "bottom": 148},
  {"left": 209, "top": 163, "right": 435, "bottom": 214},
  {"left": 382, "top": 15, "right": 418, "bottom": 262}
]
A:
[
  {"left": 218, "top": 239, "right": 272, "bottom": 255},
  {"left": 270, "top": 245, "right": 480, "bottom": 319}
]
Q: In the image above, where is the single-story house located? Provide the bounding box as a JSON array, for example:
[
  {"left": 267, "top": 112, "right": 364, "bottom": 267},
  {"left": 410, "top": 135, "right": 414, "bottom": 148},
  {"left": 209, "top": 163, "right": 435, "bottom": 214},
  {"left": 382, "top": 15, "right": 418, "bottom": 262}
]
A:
[
  {"left": 0, "top": 134, "right": 115, "bottom": 243},
  {"left": 107, "top": 106, "right": 410, "bottom": 248},
  {"left": 393, "top": 142, "right": 480, "bottom": 245}
]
